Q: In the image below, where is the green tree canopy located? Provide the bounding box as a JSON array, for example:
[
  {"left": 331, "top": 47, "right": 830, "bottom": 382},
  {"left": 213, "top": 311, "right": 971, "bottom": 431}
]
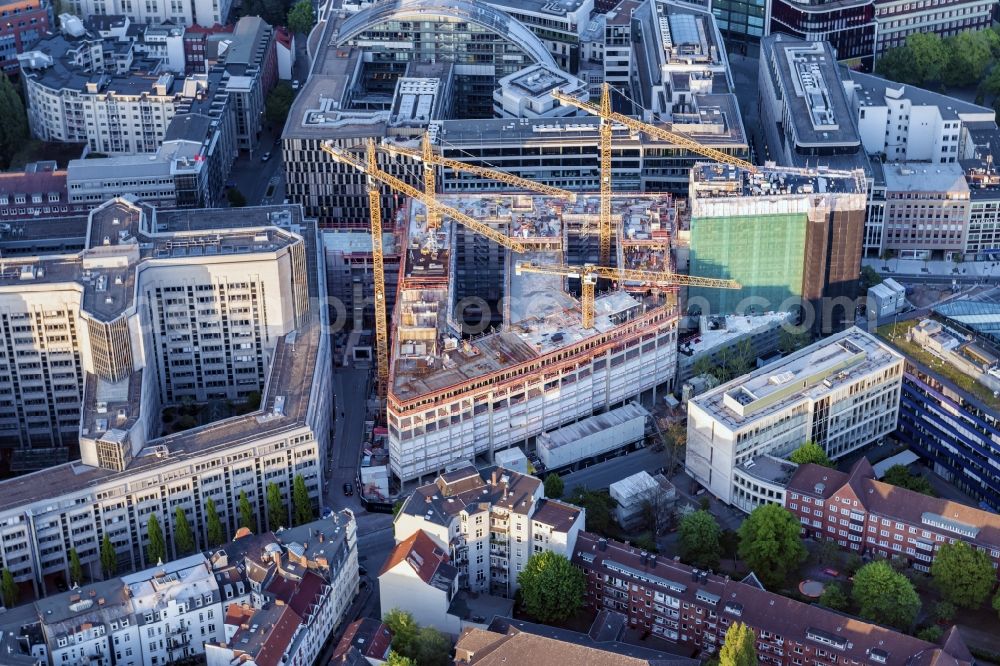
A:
[
  {"left": 779, "top": 326, "right": 811, "bottom": 354},
  {"left": 206, "top": 497, "right": 226, "bottom": 547},
  {"left": 267, "top": 482, "right": 286, "bottom": 530},
  {"left": 292, "top": 475, "right": 313, "bottom": 525},
  {"left": 238, "top": 490, "right": 256, "bottom": 532},
  {"left": 385, "top": 652, "right": 416, "bottom": 666},
  {"left": 788, "top": 441, "right": 833, "bottom": 467},
  {"left": 413, "top": 626, "right": 452, "bottom": 666},
  {"left": 737, "top": 504, "right": 807, "bottom": 588},
  {"left": 851, "top": 560, "right": 921, "bottom": 629},
  {"left": 1, "top": 569, "right": 17, "bottom": 608},
  {"left": 943, "top": 30, "right": 999, "bottom": 87},
  {"left": 382, "top": 610, "right": 449, "bottom": 665},
  {"left": 286, "top": 0, "right": 316, "bottom": 35},
  {"left": 678, "top": 510, "right": 722, "bottom": 570},
  {"left": 517, "top": 551, "right": 586, "bottom": 623},
  {"left": 174, "top": 508, "right": 196, "bottom": 556},
  {"left": 242, "top": 0, "right": 286, "bottom": 26},
  {"left": 68, "top": 548, "right": 83, "bottom": 587},
  {"left": 566, "top": 487, "right": 616, "bottom": 535},
  {"left": 882, "top": 465, "right": 935, "bottom": 496},
  {"left": 0, "top": 74, "right": 29, "bottom": 169},
  {"left": 265, "top": 82, "right": 295, "bottom": 126},
  {"left": 146, "top": 514, "right": 166, "bottom": 565},
  {"left": 906, "top": 33, "right": 949, "bottom": 85},
  {"left": 930, "top": 540, "right": 995, "bottom": 608},
  {"left": 384, "top": 609, "right": 419, "bottom": 657},
  {"left": 544, "top": 473, "right": 564, "bottom": 499},
  {"left": 917, "top": 625, "right": 944, "bottom": 643},
  {"left": 818, "top": 583, "right": 848, "bottom": 611},
  {"left": 860, "top": 265, "right": 884, "bottom": 291},
  {"left": 719, "top": 622, "right": 757, "bottom": 666},
  {"left": 993, "top": 589, "right": 1000, "bottom": 620},
  {"left": 100, "top": 534, "right": 117, "bottom": 578}
]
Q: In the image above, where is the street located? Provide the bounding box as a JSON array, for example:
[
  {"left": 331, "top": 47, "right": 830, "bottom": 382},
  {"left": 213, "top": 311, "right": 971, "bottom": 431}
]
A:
[{"left": 560, "top": 447, "right": 660, "bottom": 492}]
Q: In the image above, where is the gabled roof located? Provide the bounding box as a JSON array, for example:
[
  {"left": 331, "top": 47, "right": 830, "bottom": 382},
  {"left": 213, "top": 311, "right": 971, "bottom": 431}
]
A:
[
  {"left": 379, "top": 530, "right": 456, "bottom": 592},
  {"left": 332, "top": 618, "right": 392, "bottom": 661}
]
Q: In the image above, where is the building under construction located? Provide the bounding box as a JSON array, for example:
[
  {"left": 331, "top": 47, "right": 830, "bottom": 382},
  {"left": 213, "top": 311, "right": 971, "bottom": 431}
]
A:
[{"left": 384, "top": 193, "right": 685, "bottom": 482}]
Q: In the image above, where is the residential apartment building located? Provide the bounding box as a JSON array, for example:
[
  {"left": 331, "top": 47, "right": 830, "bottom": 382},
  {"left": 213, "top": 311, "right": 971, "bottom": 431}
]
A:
[
  {"left": 572, "top": 531, "right": 974, "bottom": 664},
  {"left": 687, "top": 164, "right": 867, "bottom": 333},
  {"left": 0, "top": 199, "right": 331, "bottom": 597},
  {"left": 879, "top": 162, "right": 971, "bottom": 259},
  {"left": 215, "top": 16, "right": 277, "bottom": 151},
  {"left": 393, "top": 465, "right": 585, "bottom": 598},
  {"left": 378, "top": 529, "right": 460, "bottom": 635},
  {"left": 64, "top": 0, "right": 233, "bottom": 29},
  {"left": 0, "top": 162, "right": 86, "bottom": 222},
  {"left": 786, "top": 459, "right": 1000, "bottom": 575},
  {"left": 686, "top": 328, "right": 904, "bottom": 512},
  {"left": 206, "top": 512, "right": 360, "bottom": 666},
  {"left": 0, "top": 0, "right": 50, "bottom": 73}
]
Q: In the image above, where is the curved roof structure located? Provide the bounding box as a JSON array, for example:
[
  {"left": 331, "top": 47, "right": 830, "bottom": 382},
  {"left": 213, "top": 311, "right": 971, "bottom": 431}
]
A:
[{"left": 337, "top": 0, "right": 557, "bottom": 69}]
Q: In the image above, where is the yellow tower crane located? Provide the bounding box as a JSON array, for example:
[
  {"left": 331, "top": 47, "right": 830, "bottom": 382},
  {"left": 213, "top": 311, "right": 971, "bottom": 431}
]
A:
[
  {"left": 515, "top": 261, "right": 741, "bottom": 329},
  {"left": 380, "top": 132, "right": 577, "bottom": 229},
  {"left": 321, "top": 139, "right": 532, "bottom": 396},
  {"left": 551, "top": 84, "right": 759, "bottom": 268}
]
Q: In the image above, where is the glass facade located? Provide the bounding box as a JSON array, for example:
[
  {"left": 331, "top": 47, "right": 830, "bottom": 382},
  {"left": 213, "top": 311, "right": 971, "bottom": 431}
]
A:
[{"left": 712, "top": 0, "right": 768, "bottom": 55}]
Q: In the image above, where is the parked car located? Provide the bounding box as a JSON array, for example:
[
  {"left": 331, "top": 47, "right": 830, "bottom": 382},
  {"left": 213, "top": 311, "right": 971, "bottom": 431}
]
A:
[
  {"left": 343, "top": 482, "right": 354, "bottom": 496},
  {"left": 292, "top": 80, "right": 300, "bottom": 90},
  {"left": 260, "top": 151, "right": 271, "bottom": 162}
]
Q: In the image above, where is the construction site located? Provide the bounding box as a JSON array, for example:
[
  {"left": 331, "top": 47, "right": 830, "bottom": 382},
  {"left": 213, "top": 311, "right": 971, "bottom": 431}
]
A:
[{"left": 322, "top": 85, "right": 745, "bottom": 483}]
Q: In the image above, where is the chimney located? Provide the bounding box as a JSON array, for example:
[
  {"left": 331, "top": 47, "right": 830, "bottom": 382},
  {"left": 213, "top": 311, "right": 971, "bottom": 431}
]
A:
[
  {"left": 640, "top": 551, "right": 648, "bottom": 566},
  {"left": 318, "top": 533, "right": 325, "bottom": 543},
  {"left": 491, "top": 470, "right": 497, "bottom": 486},
  {"left": 649, "top": 555, "right": 657, "bottom": 569},
  {"left": 598, "top": 538, "right": 607, "bottom": 552}
]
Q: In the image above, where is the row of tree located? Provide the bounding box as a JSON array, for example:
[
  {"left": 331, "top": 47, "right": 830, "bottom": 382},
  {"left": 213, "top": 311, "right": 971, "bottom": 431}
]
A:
[{"left": 0, "top": 74, "right": 30, "bottom": 170}]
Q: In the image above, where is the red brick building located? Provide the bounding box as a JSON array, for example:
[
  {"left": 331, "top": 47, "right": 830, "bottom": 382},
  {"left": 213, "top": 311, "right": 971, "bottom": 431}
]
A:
[
  {"left": 0, "top": 0, "right": 49, "bottom": 73},
  {"left": 572, "top": 531, "right": 971, "bottom": 665},
  {"left": 785, "top": 459, "right": 1000, "bottom": 575}
]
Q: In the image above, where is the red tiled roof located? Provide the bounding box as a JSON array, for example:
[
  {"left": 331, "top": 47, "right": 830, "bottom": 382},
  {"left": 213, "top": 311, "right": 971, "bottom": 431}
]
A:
[
  {"left": 223, "top": 602, "right": 255, "bottom": 627},
  {"left": 287, "top": 570, "right": 325, "bottom": 620},
  {"left": 331, "top": 618, "right": 392, "bottom": 661},
  {"left": 274, "top": 26, "right": 293, "bottom": 49},
  {"left": 254, "top": 606, "right": 303, "bottom": 666},
  {"left": 379, "top": 529, "right": 449, "bottom": 583}
]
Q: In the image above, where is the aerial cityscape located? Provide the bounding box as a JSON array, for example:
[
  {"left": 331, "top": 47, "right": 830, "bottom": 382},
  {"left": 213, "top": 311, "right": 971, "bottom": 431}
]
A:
[{"left": 0, "top": 0, "right": 999, "bottom": 662}]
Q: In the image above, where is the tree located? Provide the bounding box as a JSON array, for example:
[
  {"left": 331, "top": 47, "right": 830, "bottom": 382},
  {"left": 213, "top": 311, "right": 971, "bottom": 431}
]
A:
[
  {"left": 663, "top": 421, "right": 687, "bottom": 475},
  {"left": 678, "top": 510, "right": 722, "bottom": 569},
  {"left": 778, "top": 325, "right": 810, "bottom": 354},
  {"left": 174, "top": 508, "right": 196, "bottom": 556},
  {"left": 905, "top": 33, "right": 948, "bottom": 85},
  {"left": 267, "top": 482, "right": 286, "bottom": 530},
  {"left": 566, "top": 487, "right": 616, "bottom": 536},
  {"left": 517, "top": 551, "right": 586, "bottom": 623},
  {"left": 265, "top": 82, "right": 295, "bottom": 126},
  {"left": 413, "top": 626, "right": 452, "bottom": 666},
  {"left": 100, "top": 534, "right": 117, "bottom": 577},
  {"left": 943, "top": 30, "right": 996, "bottom": 87},
  {"left": 851, "top": 560, "right": 921, "bottom": 629},
  {"left": 719, "top": 622, "right": 757, "bottom": 666},
  {"left": 818, "top": 583, "right": 848, "bottom": 611},
  {"left": 917, "top": 625, "right": 944, "bottom": 643},
  {"left": 241, "top": 0, "right": 286, "bottom": 26},
  {"left": 238, "top": 490, "right": 256, "bottom": 532},
  {"left": 68, "top": 548, "right": 83, "bottom": 587},
  {"left": 724, "top": 338, "right": 755, "bottom": 380},
  {"left": 0, "top": 569, "right": 17, "bottom": 608},
  {"left": 0, "top": 74, "right": 29, "bottom": 169},
  {"left": 933, "top": 601, "right": 956, "bottom": 623},
  {"left": 993, "top": 589, "right": 1000, "bottom": 620},
  {"left": 385, "top": 652, "right": 416, "bottom": 666},
  {"left": 860, "top": 265, "right": 884, "bottom": 291},
  {"left": 146, "top": 514, "right": 166, "bottom": 565},
  {"left": 227, "top": 188, "right": 247, "bottom": 207},
  {"left": 737, "top": 504, "right": 806, "bottom": 588},
  {"left": 788, "top": 441, "right": 833, "bottom": 467},
  {"left": 641, "top": 486, "right": 675, "bottom": 536},
  {"left": 544, "top": 473, "right": 564, "bottom": 499},
  {"left": 882, "top": 465, "right": 935, "bottom": 496},
  {"left": 292, "top": 474, "right": 313, "bottom": 525},
  {"left": 691, "top": 354, "right": 720, "bottom": 381},
  {"left": 286, "top": 0, "right": 316, "bottom": 35},
  {"left": 931, "top": 540, "right": 994, "bottom": 608},
  {"left": 384, "top": 609, "right": 419, "bottom": 658},
  {"left": 206, "top": 498, "right": 226, "bottom": 547}
]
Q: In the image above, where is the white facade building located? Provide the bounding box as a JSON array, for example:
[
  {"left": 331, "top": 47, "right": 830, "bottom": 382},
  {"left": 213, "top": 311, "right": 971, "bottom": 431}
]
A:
[
  {"left": 0, "top": 199, "right": 330, "bottom": 598},
  {"left": 393, "top": 466, "right": 584, "bottom": 598},
  {"left": 65, "top": 0, "right": 233, "bottom": 29},
  {"left": 378, "top": 529, "right": 461, "bottom": 636},
  {"left": 686, "top": 327, "right": 905, "bottom": 512},
  {"left": 492, "top": 63, "right": 588, "bottom": 119}
]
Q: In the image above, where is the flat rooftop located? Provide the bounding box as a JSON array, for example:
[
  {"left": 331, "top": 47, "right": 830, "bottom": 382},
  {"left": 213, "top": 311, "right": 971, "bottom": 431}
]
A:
[
  {"left": 849, "top": 71, "right": 995, "bottom": 122},
  {"left": 690, "top": 162, "right": 865, "bottom": 200},
  {"left": 881, "top": 162, "right": 970, "bottom": 194},
  {"left": 538, "top": 402, "right": 649, "bottom": 453},
  {"left": 762, "top": 35, "right": 860, "bottom": 149},
  {"left": 681, "top": 312, "right": 793, "bottom": 358},
  {"left": 691, "top": 328, "right": 903, "bottom": 429}
]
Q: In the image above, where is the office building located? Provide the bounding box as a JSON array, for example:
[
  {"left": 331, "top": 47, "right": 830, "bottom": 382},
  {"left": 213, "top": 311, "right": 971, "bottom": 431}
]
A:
[
  {"left": 786, "top": 458, "right": 1000, "bottom": 575},
  {"left": 964, "top": 156, "right": 1000, "bottom": 257},
  {"left": 687, "top": 163, "right": 867, "bottom": 332},
  {"left": 216, "top": 16, "right": 277, "bottom": 151},
  {"left": 757, "top": 36, "right": 867, "bottom": 172},
  {"left": 769, "top": 0, "right": 875, "bottom": 70},
  {"left": 0, "top": 0, "right": 51, "bottom": 73},
  {"left": 0, "top": 199, "right": 331, "bottom": 597},
  {"left": 886, "top": 313, "right": 1000, "bottom": 511},
  {"left": 686, "top": 327, "right": 904, "bottom": 512},
  {"left": 878, "top": 162, "right": 970, "bottom": 259},
  {"left": 483, "top": 0, "right": 594, "bottom": 71},
  {"left": 676, "top": 312, "right": 793, "bottom": 383},
  {"left": 392, "top": 465, "right": 584, "bottom": 597},
  {"left": 492, "top": 64, "right": 588, "bottom": 119},
  {"left": 846, "top": 73, "right": 995, "bottom": 164},
  {"left": 572, "top": 531, "right": 973, "bottom": 664},
  {"left": 873, "top": 0, "right": 994, "bottom": 55}
]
